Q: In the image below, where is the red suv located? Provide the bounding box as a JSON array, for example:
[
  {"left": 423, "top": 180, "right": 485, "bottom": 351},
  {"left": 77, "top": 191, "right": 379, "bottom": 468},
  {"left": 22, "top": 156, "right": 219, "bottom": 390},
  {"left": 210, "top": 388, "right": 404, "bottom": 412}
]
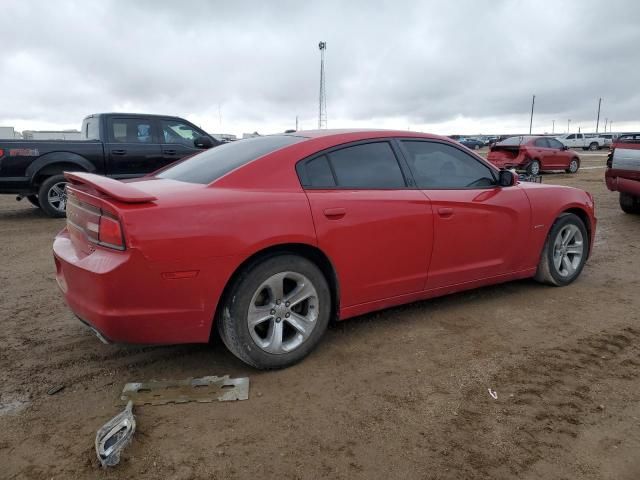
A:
[
  {"left": 605, "top": 133, "right": 640, "bottom": 213},
  {"left": 487, "top": 136, "right": 580, "bottom": 175}
]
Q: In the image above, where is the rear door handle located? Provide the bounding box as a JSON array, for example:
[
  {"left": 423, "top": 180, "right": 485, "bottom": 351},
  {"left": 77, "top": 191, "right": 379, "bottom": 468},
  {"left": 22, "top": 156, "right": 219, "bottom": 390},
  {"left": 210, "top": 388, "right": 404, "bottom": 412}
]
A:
[
  {"left": 323, "top": 207, "right": 346, "bottom": 219},
  {"left": 111, "top": 149, "right": 127, "bottom": 155},
  {"left": 438, "top": 207, "right": 454, "bottom": 217},
  {"left": 163, "top": 149, "right": 177, "bottom": 155}
]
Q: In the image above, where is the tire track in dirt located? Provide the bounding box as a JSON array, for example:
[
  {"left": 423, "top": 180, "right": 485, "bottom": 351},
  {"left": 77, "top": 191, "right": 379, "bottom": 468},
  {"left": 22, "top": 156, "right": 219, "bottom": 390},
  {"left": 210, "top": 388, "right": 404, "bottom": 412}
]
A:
[{"left": 435, "top": 326, "right": 640, "bottom": 479}]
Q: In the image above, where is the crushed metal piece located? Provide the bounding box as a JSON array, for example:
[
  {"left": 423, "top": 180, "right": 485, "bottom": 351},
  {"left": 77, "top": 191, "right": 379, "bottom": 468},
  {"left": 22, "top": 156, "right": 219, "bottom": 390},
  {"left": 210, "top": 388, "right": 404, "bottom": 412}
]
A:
[
  {"left": 119, "top": 375, "right": 249, "bottom": 406},
  {"left": 95, "top": 400, "right": 136, "bottom": 468},
  {"left": 488, "top": 388, "right": 498, "bottom": 400},
  {"left": 47, "top": 385, "right": 65, "bottom": 396}
]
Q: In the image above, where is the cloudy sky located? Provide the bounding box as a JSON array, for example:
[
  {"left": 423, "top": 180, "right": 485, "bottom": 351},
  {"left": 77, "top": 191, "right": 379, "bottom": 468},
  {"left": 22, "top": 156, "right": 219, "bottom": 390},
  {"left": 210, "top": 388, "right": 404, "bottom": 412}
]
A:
[{"left": 1, "top": 0, "right": 639, "bottom": 136}]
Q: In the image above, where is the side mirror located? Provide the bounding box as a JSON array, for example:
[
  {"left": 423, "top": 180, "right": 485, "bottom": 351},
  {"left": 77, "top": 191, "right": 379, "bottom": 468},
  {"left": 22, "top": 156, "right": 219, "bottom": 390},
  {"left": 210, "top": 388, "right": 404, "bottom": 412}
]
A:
[
  {"left": 562, "top": 145, "right": 569, "bottom": 150},
  {"left": 194, "top": 136, "right": 214, "bottom": 149},
  {"left": 498, "top": 169, "right": 518, "bottom": 187}
]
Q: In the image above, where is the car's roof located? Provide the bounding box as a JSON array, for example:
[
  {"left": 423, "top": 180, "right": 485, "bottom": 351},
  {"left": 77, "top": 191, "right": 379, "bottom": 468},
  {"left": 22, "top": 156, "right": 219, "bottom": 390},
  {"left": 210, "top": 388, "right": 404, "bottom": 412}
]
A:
[{"left": 283, "top": 129, "right": 445, "bottom": 141}]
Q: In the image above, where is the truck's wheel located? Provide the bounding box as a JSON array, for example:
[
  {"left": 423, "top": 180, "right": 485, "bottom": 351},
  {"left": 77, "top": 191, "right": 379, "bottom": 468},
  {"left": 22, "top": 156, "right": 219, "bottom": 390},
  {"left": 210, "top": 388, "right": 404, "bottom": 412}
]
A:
[
  {"left": 527, "top": 159, "right": 541, "bottom": 175},
  {"left": 217, "top": 254, "right": 331, "bottom": 369},
  {"left": 565, "top": 158, "right": 580, "bottom": 173},
  {"left": 589, "top": 142, "right": 599, "bottom": 151},
  {"left": 38, "top": 175, "right": 68, "bottom": 218},
  {"left": 534, "top": 213, "right": 589, "bottom": 286},
  {"left": 26, "top": 195, "right": 41, "bottom": 208},
  {"left": 619, "top": 193, "right": 640, "bottom": 214}
]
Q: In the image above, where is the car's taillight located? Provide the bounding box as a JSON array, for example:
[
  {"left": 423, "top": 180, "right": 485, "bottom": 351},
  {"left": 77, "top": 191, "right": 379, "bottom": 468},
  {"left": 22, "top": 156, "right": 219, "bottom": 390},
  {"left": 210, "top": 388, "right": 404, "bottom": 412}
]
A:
[
  {"left": 99, "top": 215, "right": 125, "bottom": 250},
  {"left": 0, "top": 148, "right": 4, "bottom": 157}
]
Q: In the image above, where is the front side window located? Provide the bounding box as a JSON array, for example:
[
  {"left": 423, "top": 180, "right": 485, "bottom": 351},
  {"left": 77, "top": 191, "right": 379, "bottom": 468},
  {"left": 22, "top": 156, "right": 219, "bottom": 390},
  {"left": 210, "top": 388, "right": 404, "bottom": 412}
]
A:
[
  {"left": 401, "top": 141, "right": 496, "bottom": 189},
  {"left": 548, "top": 138, "right": 564, "bottom": 149},
  {"left": 566, "top": 134, "right": 575, "bottom": 140},
  {"left": 161, "top": 120, "right": 203, "bottom": 146},
  {"left": 326, "top": 142, "right": 406, "bottom": 188},
  {"left": 110, "top": 118, "right": 154, "bottom": 143}
]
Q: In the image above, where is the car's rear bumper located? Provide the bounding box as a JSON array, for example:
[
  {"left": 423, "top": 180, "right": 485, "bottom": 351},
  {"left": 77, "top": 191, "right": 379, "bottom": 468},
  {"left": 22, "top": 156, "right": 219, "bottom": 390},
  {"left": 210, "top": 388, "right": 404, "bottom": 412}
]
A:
[{"left": 52, "top": 229, "right": 236, "bottom": 345}]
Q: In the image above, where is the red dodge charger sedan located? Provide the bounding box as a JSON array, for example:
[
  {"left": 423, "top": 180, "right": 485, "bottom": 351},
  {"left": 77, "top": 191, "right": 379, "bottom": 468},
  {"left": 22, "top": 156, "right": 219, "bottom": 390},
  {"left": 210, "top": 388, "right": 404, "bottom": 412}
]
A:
[
  {"left": 487, "top": 135, "right": 581, "bottom": 175},
  {"left": 53, "top": 130, "right": 596, "bottom": 368}
]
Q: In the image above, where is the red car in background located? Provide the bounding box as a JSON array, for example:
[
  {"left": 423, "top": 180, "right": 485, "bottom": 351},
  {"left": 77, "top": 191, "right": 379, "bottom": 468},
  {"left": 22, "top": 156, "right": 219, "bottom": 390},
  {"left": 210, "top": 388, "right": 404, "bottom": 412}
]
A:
[
  {"left": 487, "top": 136, "right": 581, "bottom": 175},
  {"left": 53, "top": 130, "right": 596, "bottom": 369},
  {"left": 605, "top": 132, "right": 640, "bottom": 213}
]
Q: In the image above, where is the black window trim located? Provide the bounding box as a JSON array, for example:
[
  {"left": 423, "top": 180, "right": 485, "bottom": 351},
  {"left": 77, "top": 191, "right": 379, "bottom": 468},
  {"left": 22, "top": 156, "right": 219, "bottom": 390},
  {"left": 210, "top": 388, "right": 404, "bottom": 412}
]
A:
[
  {"left": 296, "top": 138, "right": 414, "bottom": 190},
  {"left": 393, "top": 138, "right": 500, "bottom": 191}
]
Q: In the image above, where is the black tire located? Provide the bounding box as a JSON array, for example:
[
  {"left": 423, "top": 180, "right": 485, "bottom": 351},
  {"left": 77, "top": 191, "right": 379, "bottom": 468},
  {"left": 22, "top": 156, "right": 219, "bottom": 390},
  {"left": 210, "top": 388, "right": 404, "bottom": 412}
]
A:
[
  {"left": 217, "top": 254, "right": 331, "bottom": 369},
  {"left": 565, "top": 157, "right": 580, "bottom": 174},
  {"left": 26, "top": 195, "right": 40, "bottom": 208},
  {"left": 619, "top": 192, "right": 640, "bottom": 214},
  {"left": 534, "top": 213, "right": 589, "bottom": 286},
  {"left": 37, "top": 175, "right": 68, "bottom": 218},
  {"left": 589, "top": 142, "right": 599, "bottom": 151},
  {"left": 526, "top": 159, "right": 541, "bottom": 175},
  {"left": 474, "top": 144, "right": 480, "bottom": 150}
]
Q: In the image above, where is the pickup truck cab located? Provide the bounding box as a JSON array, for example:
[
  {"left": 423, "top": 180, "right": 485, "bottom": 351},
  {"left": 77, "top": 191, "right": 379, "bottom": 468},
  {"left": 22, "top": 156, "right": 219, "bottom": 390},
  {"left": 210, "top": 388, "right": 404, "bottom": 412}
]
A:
[
  {"left": 0, "top": 113, "right": 220, "bottom": 217},
  {"left": 605, "top": 133, "right": 640, "bottom": 213},
  {"left": 555, "top": 133, "right": 606, "bottom": 151}
]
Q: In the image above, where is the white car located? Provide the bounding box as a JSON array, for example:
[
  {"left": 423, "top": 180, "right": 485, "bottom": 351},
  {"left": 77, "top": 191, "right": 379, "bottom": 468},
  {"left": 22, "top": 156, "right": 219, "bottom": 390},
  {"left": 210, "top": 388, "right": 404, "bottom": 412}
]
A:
[{"left": 555, "top": 133, "right": 607, "bottom": 151}]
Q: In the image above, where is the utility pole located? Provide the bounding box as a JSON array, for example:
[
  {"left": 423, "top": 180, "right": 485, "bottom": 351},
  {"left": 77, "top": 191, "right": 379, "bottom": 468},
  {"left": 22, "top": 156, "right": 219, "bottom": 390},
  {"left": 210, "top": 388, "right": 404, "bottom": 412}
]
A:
[
  {"left": 595, "top": 97, "right": 602, "bottom": 133},
  {"left": 567, "top": 119, "right": 571, "bottom": 133},
  {"left": 529, "top": 94, "right": 535, "bottom": 135},
  {"left": 552, "top": 120, "right": 555, "bottom": 134},
  {"left": 295, "top": 115, "right": 299, "bottom": 131},
  {"left": 604, "top": 118, "right": 608, "bottom": 132},
  {"left": 318, "top": 41, "right": 327, "bottom": 129}
]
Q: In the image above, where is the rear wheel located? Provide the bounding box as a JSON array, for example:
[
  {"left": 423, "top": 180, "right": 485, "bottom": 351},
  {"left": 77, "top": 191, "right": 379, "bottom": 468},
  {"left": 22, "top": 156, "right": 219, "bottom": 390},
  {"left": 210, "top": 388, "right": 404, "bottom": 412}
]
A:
[
  {"left": 589, "top": 142, "right": 599, "bottom": 151},
  {"left": 527, "top": 159, "right": 541, "bottom": 175},
  {"left": 565, "top": 158, "right": 580, "bottom": 173},
  {"left": 619, "top": 192, "right": 640, "bottom": 214},
  {"left": 534, "top": 213, "right": 588, "bottom": 286},
  {"left": 217, "top": 254, "right": 331, "bottom": 369},
  {"left": 37, "top": 175, "right": 68, "bottom": 218}
]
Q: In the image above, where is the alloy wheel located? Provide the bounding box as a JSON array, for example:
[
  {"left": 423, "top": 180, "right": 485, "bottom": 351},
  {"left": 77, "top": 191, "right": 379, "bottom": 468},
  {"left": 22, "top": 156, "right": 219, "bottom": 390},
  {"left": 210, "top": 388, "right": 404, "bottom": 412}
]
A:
[
  {"left": 47, "top": 182, "right": 68, "bottom": 213},
  {"left": 552, "top": 224, "right": 584, "bottom": 277},
  {"left": 247, "top": 271, "right": 319, "bottom": 354}
]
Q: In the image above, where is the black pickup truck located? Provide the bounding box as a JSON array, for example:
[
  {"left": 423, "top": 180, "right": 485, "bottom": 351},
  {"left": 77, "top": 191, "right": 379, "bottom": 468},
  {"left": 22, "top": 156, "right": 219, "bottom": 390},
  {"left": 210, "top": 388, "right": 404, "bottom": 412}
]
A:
[{"left": 0, "top": 113, "right": 220, "bottom": 217}]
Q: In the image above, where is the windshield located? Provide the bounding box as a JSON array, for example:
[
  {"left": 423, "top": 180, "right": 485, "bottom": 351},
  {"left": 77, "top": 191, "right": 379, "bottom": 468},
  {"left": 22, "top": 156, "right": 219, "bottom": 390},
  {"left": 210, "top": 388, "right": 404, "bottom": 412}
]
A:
[{"left": 156, "top": 135, "right": 306, "bottom": 184}]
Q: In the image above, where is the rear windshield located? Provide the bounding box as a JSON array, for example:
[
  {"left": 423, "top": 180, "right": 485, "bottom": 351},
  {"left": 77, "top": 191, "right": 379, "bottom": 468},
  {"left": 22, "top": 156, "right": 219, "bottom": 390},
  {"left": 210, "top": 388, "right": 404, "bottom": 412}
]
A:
[
  {"left": 497, "top": 136, "right": 528, "bottom": 146},
  {"left": 157, "top": 135, "right": 305, "bottom": 184}
]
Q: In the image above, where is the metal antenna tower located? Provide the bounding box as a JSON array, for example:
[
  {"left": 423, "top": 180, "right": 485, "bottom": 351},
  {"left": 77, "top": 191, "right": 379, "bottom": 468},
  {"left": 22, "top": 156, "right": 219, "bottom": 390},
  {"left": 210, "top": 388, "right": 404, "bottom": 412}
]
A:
[{"left": 318, "top": 41, "right": 327, "bottom": 129}]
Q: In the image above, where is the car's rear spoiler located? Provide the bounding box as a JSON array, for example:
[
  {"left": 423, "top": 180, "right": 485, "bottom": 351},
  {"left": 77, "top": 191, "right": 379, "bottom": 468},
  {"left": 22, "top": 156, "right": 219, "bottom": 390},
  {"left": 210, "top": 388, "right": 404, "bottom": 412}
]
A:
[{"left": 65, "top": 172, "right": 157, "bottom": 203}]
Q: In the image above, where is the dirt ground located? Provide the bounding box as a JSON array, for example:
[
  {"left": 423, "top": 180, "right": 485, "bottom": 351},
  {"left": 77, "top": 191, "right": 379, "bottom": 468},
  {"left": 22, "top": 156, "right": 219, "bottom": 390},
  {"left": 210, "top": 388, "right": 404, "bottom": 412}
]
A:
[{"left": 2, "top": 151, "right": 640, "bottom": 480}]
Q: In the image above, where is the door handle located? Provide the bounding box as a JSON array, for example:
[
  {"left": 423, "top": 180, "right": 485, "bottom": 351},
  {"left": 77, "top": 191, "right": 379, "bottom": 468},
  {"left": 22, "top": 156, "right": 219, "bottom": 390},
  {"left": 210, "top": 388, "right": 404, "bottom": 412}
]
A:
[
  {"left": 438, "top": 207, "right": 454, "bottom": 218},
  {"left": 323, "top": 207, "right": 346, "bottom": 219},
  {"left": 163, "top": 149, "right": 177, "bottom": 155},
  {"left": 111, "top": 149, "right": 127, "bottom": 155}
]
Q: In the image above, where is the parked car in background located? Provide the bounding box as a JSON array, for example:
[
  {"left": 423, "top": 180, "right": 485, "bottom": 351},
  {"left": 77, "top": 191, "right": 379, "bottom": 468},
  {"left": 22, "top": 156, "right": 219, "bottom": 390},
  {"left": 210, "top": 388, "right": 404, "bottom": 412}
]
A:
[
  {"left": 605, "top": 132, "right": 640, "bottom": 213},
  {"left": 555, "top": 133, "right": 606, "bottom": 151},
  {"left": 0, "top": 113, "right": 220, "bottom": 217},
  {"left": 53, "top": 129, "right": 596, "bottom": 369},
  {"left": 487, "top": 136, "right": 580, "bottom": 175},
  {"left": 458, "top": 137, "right": 484, "bottom": 150},
  {"left": 599, "top": 133, "right": 617, "bottom": 148}
]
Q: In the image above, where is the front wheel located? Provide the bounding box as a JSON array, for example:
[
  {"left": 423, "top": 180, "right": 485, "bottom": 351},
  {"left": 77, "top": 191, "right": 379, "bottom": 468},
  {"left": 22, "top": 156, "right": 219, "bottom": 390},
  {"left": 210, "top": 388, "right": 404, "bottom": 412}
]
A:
[
  {"left": 565, "top": 158, "right": 580, "bottom": 173},
  {"left": 527, "top": 159, "right": 541, "bottom": 175},
  {"left": 619, "top": 192, "right": 640, "bottom": 214},
  {"left": 37, "top": 175, "right": 68, "bottom": 218},
  {"left": 217, "top": 254, "right": 331, "bottom": 369},
  {"left": 534, "top": 213, "right": 589, "bottom": 286}
]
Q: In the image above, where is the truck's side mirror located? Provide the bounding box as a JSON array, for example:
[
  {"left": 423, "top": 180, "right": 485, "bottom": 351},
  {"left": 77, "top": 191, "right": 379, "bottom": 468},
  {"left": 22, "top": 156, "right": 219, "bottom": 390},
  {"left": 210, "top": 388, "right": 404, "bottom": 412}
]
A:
[
  {"left": 194, "top": 136, "right": 214, "bottom": 149},
  {"left": 498, "top": 169, "right": 517, "bottom": 187}
]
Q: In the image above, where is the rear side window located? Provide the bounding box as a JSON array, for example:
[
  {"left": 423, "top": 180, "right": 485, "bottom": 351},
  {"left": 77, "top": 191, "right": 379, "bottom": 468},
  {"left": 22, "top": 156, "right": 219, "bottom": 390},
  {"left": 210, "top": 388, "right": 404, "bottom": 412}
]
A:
[
  {"left": 305, "top": 155, "right": 336, "bottom": 187},
  {"left": 82, "top": 118, "right": 100, "bottom": 140},
  {"left": 327, "top": 142, "right": 405, "bottom": 188},
  {"left": 157, "top": 135, "right": 305, "bottom": 184},
  {"left": 534, "top": 138, "right": 549, "bottom": 148},
  {"left": 109, "top": 118, "right": 155, "bottom": 143},
  {"left": 401, "top": 140, "right": 496, "bottom": 189}
]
